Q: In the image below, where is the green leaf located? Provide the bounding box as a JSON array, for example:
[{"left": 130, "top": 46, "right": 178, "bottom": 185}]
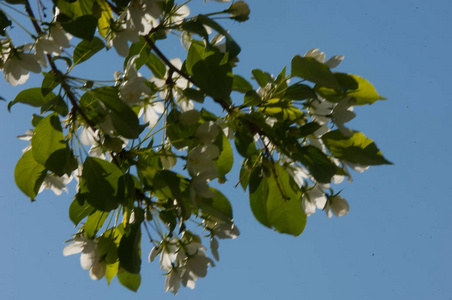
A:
[
  {"left": 31, "top": 114, "right": 44, "bottom": 127},
  {"left": 80, "top": 157, "right": 124, "bottom": 211},
  {"left": 249, "top": 165, "right": 306, "bottom": 236},
  {"left": 73, "top": 37, "right": 105, "bottom": 65},
  {"left": 266, "top": 165, "right": 306, "bottom": 236},
  {"left": 243, "top": 90, "right": 261, "bottom": 107},
  {"left": 98, "top": 235, "right": 119, "bottom": 265},
  {"left": 195, "top": 15, "right": 241, "bottom": 58},
  {"left": 96, "top": 0, "right": 113, "bottom": 37},
  {"left": 90, "top": 87, "right": 141, "bottom": 138},
  {"left": 186, "top": 42, "right": 233, "bottom": 100},
  {"left": 0, "top": 9, "right": 12, "bottom": 36},
  {"left": 258, "top": 98, "right": 304, "bottom": 122},
  {"left": 118, "top": 269, "right": 141, "bottom": 292},
  {"left": 182, "top": 20, "right": 209, "bottom": 41},
  {"left": 284, "top": 83, "right": 316, "bottom": 100},
  {"left": 346, "top": 75, "right": 386, "bottom": 105},
  {"left": 249, "top": 173, "right": 271, "bottom": 228},
  {"left": 105, "top": 262, "right": 119, "bottom": 285},
  {"left": 234, "top": 123, "right": 258, "bottom": 158},
  {"left": 232, "top": 75, "right": 253, "bottom": 93},
  {"left": 14, "top": 150, "right": 47, "bottom": 200},
  {"left": 41, "top": 72, "right": 60, "bottom": 97},
  {"left": 118, "top": 223, "right": 141, "bottom": 274},
  {"left": 146, "top": 52, "right": 166, "bottom": 79},
  {"left": 125, "top": 38, "right": 149, "bottom": 70},
  {"left": 60, "top": 15, "right": 98, "bottom": 40},
  {"left": 31, "top": 113, "right": 76, "bottom": 175},
  {"left": 214, "top": 132, "right": 233, "bottom": 182},
  {"left": 198, "top": 189, "right": 233, "bottom": 221},
  {"left": 334, "top": 73, "right": 359, "bottom": 90},
  {"left": 183, "top": 88, "right": 205, "bottom": 103},
  {"left": 85, "top": 210, "right": 109, "bottom": 239},
  {"left": 322, "top": 130, "right": 392, "bottom": 165},
  {"left": 166, "top": 109, "right": 197, "bottom": 149},
  {"left": 56, "top": 0, "right": 98, "bottom": 40},
  {"left": 251, "top": 69, "right": 271, "bottom": 88},
  {"left": 152, "top": 170, "right": 184, "bottom": 201},
  {"left": 40, "top": 95, "right": 69, "bottom": 116},
  {"left": 292, "top": 145, "right": 338, "bottom": 183},
  {"left": 291, "top": 122, "right": 321, "bottom": 138},
  {"left": 291, "top": 56, "right": 341, "bottom": 90},
  {"left": 69, "top": 197, "right": 95, "bottom": 226},
  {"left": 8, "top": 88, "right": 56, "bottom": 111}
]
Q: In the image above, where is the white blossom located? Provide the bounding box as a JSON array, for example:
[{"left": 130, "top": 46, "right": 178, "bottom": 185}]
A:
[
  {"left": 179, "top": 109, "right": 201, "bottom": 126},
  {"left": 331, "top": 97, "right": 356, "bottom": 136},
  {"left": 138, "top": 101, "right": 165, "bottom": 128},
  {"left": 63, "top": 236, "right": 105, "bottom": 280},
  {"left": 156, "top": 234, "right": 214, "bottom": 295},
  {"left": 17, "top": 129, "right": 33, "bottom": 153},
  {"left": 2, "top": 52, "right": 41, "bottom": 86},
  {"left": 304, "top": 48, "right": 344, "bottom": 69},
  {"left": 120, "top": 55, "right": 151, "bottom": 105},
  {"left": 325, "top": 195, "right": 350, "bottom": 218},
  {"left": 205, "top": 218, "right": 240, "bottom": 239},
  {"left": 195, "top": 121, "right": 220, "bottom": 144},
  {"left": 302, "top": 186, "right": 327, "bottom": 216},
  {"left": 39, "top": 173, "right": 72, "bottom": 196},
  {"left": 187, "top": 145, "right": 219, "bottom": 177}
]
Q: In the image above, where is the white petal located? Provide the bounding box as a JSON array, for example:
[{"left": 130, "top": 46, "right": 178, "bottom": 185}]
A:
[
  {"left": 80, "top": 250, "right": 97, "bottom": 270},
  {"left": 148, "top": 245, "right": 161, "bottom": 262},
  {"left": 325, "top": 55, "right": 345, "bottom": 68},
  {"left": 210, "top": 237, "right": 219, "bottom": 261},
  {"left": 89, "top": 261, "right": 106, "bottom": 280},
  {"left": 63, "top": 240, "right": 84, "bottom": 256}
]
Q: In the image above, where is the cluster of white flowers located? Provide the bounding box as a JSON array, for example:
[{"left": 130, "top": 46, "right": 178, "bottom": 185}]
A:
[
  {"left": 203, "top": 216, "right": 240, "bottom": 260},
  {"left": 63, "top": 235, "right": 106, "bottom": 280},
  {"left": 1, "top": 22, "right": 71, "bottom": 86},
  {"left": 283, "top": 49, "right": 367, "bottom": 218},
  {"left": 149, "top": 232, "right": 214, "bottom": 294}
]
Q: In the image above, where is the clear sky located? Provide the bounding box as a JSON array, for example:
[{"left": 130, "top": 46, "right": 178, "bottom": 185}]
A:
[{"left": 1, "top": 0, "right": 452, "bottom": 299}]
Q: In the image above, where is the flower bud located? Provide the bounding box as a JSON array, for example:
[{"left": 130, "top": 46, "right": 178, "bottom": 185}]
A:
[{"left": 228, "top": 1, "right": 250, "bottom": 22}]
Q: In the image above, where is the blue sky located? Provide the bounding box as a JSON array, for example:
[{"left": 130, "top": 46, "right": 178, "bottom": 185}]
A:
[{"left": 1, "top": 0, "right": 452, "bottom": 299}]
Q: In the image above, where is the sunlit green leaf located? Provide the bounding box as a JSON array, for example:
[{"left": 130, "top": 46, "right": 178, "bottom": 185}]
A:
[
  {"left": 118, "top": 269, "right": 141, "bottom": 292},
  {"left": 73, "top": 37, "right": 105, "bottom": 65},
  {"left": 249, "top": 172, "right": 271, "bottom": 228},
  {"left": 322, "top": 130, "right": 392, "bottom": 165},
  {"left": 8, "top": 88, "right": 56, "bottom": 111},
  {"left": 346, "top": 74, "right": 386, "bottom": 105},
  {"left": 69, "top": 196, "right": 95, "bottom": 226},
  {"left": 214, "top": 132, "right": 233, "bottom": 182},
  {"left": 31, "top": 113, "right": 76, "bottom": 175},
  {"left": 266, "top": 165, "right": 306, "bottom": 236},
  {"left": 96, "top": 0, "right": 113, "bottom": 37},
  {"left": 105, "top": 262, "right": 119, "bottom": 285},
  {"left": 85, "top": 210, "right": 109, "bottom": 239},
  {"left": 146, "top": 52, "right": 166, "bottom": 79},
  {"left": 258, "top": 98, "right": 304, "bottom": 122},
  {"left": 14, "top": 150, "right": 47, "bottom": 200}
]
